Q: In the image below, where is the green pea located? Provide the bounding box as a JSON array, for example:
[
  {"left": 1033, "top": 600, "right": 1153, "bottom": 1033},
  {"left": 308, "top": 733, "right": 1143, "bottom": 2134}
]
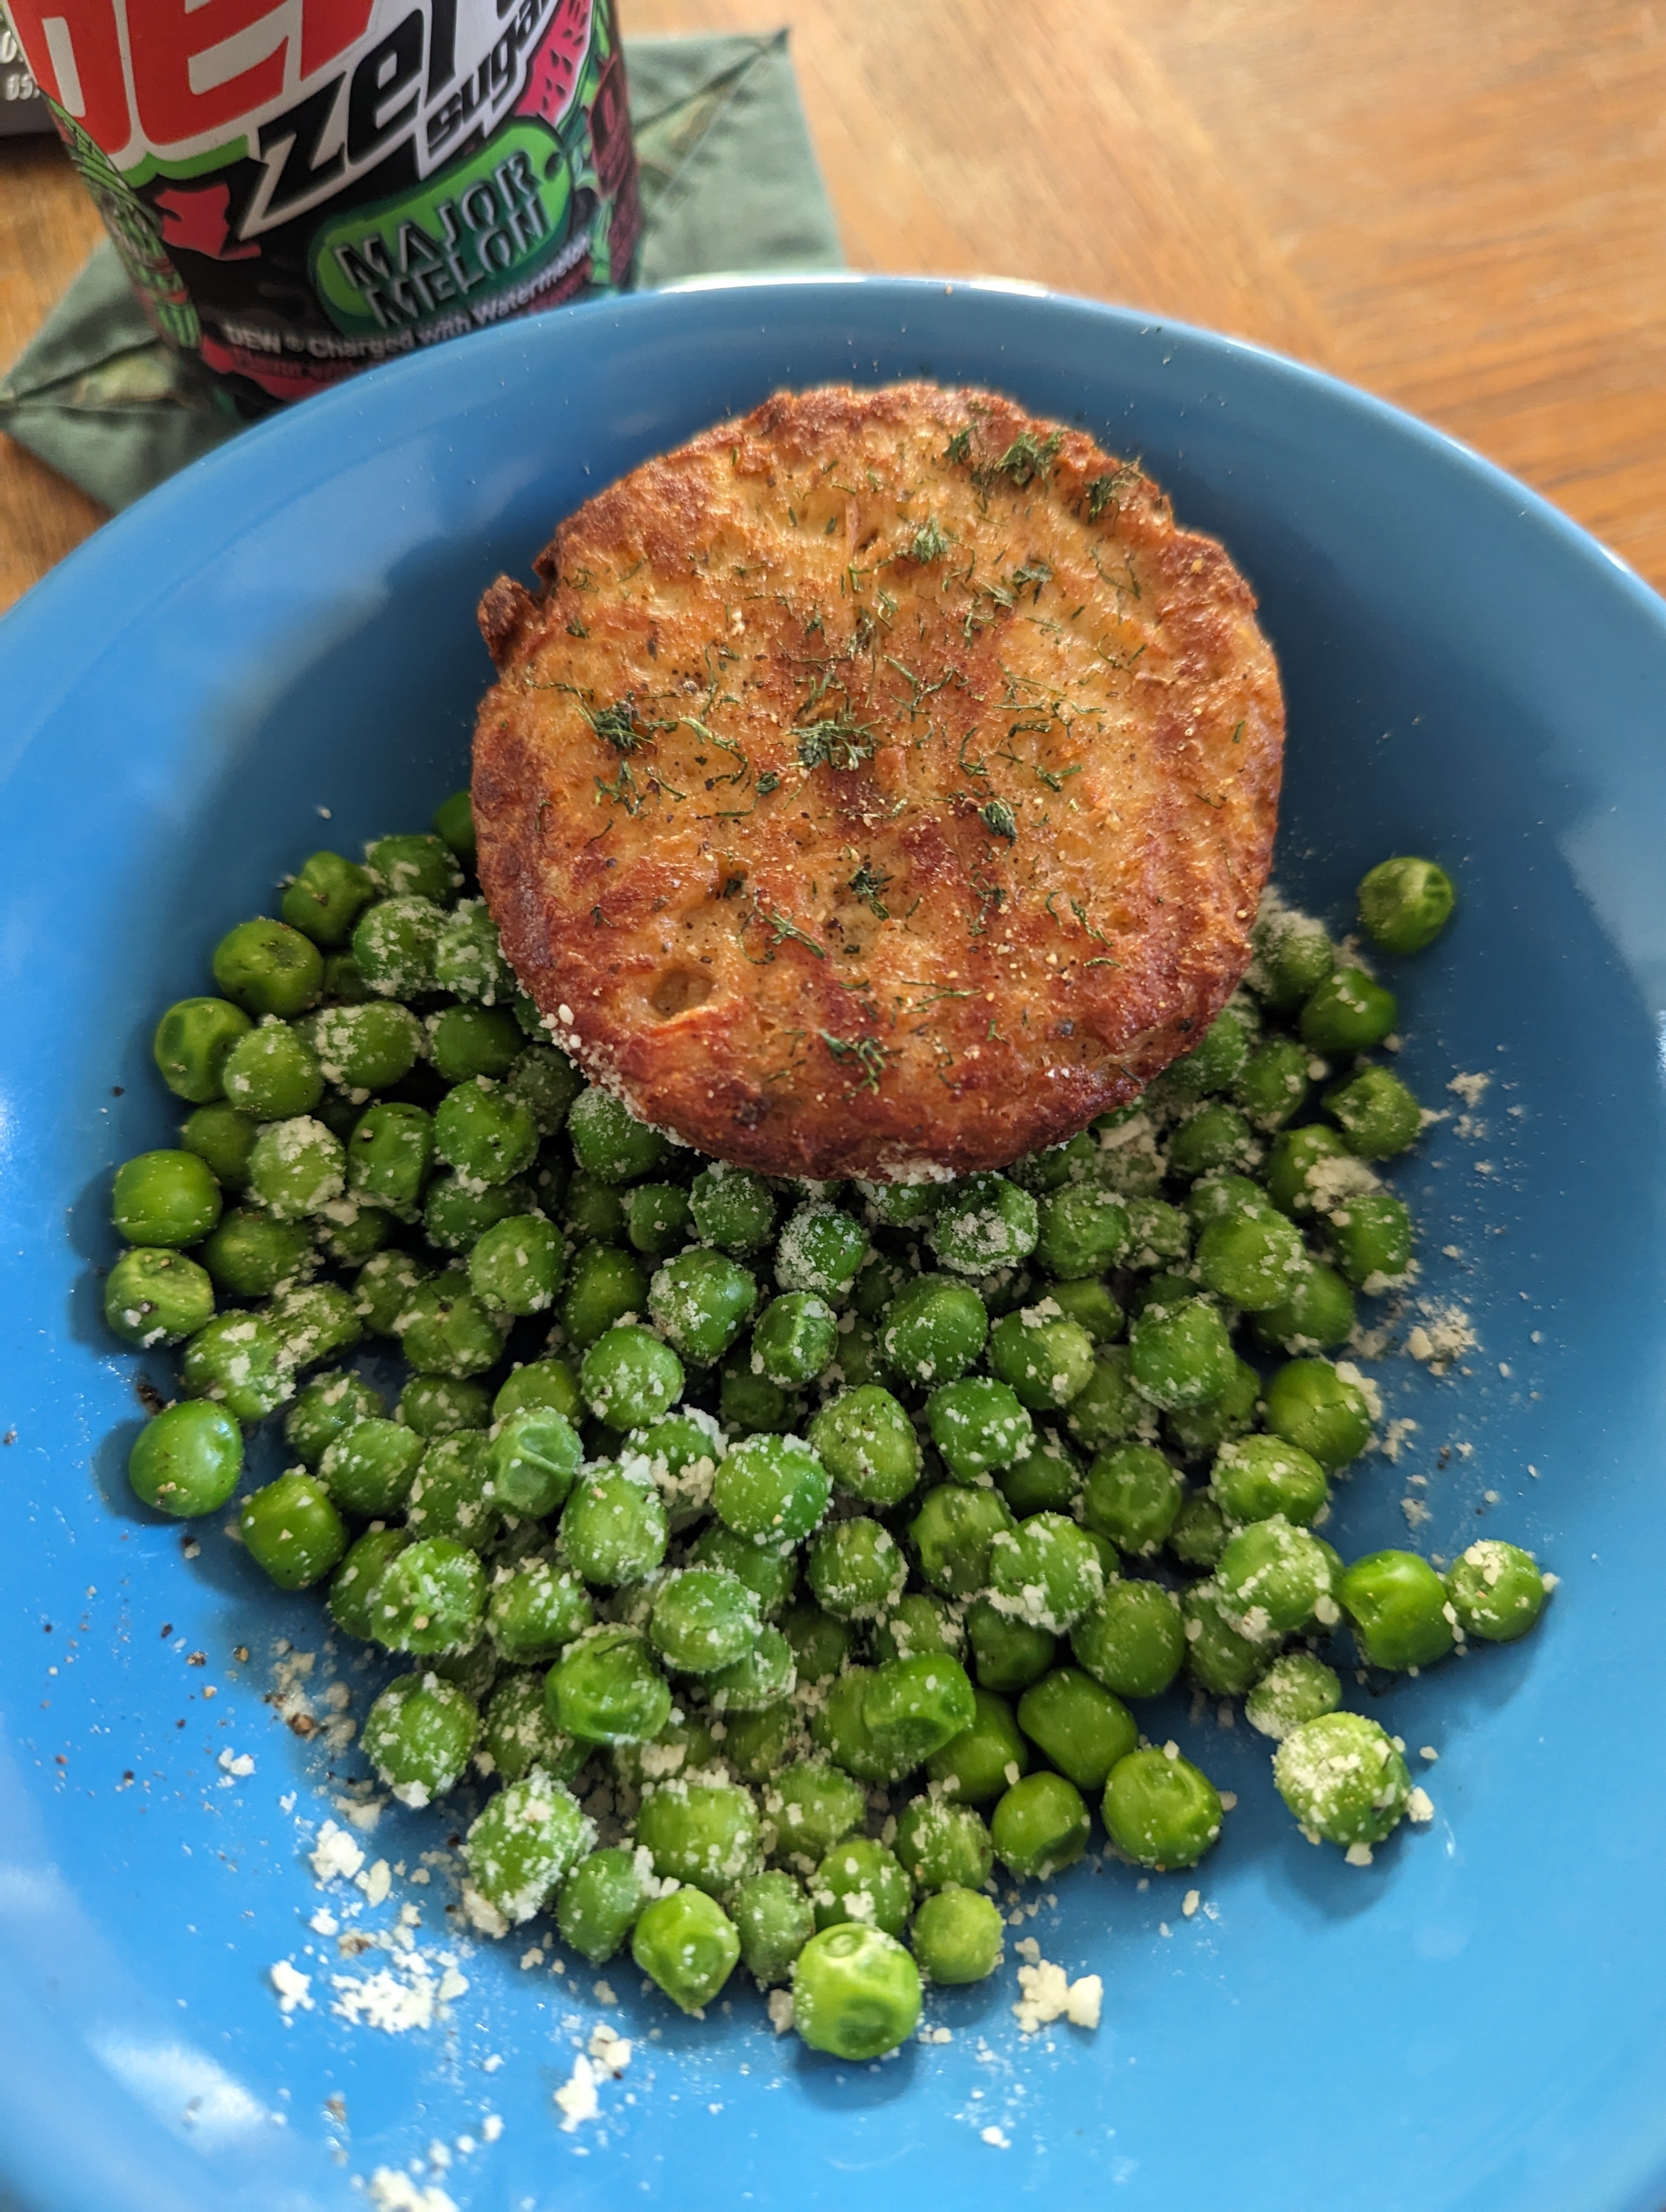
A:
[
  {"left": 484, "top": 1406, "right": 581, "bottom": 1519},
  {"left": 764, "top": 1760, "right": 866, "bottom": 1868},
  {"left": 986, "top": 1512, "right": 1105, "bottom": 1633},
  {"left": 350, "top": 895, "right": 443, "bottom": 998},
  {"left": 576, "top": 1323, "right": 682, "bottom": 1430},
  {"left": 247, "top": 1116, "right": 345, "bottom": 1220},
  {"left": 181, "top": 1311, "right": 291, "bottom": 1421},
  {"left": 856, "top": 1174, "right": 946, "bottom": 1223},
  {"left": 558, "top": 1847, "right": 646, "bottom": 1966},
  {"left": 1168, "top": 1490, "right": 1230, "bottom": 1572},
  {"left": 328, "top": 1527, "right": 410, "bottom": 1642},
  {"left": 111, "top": 1150, "right": 222, "bottom": 1249},
  {"left": 911, "top": 1886, "right": 1004, "bottom": 1985},
  {"left": 496, "top": 1054, "right": 579, "bottom": 1152},
  {"left": 363, "top": 831, "right": 457, "bottom": 902},
  {"left": 464, "top": 1769, "right": 591, "bottom": 1927},
  {"left": 193, "top": 1210, "right": 303, "bottom": 1301},
  {"left": 732, "top": 1869, "right": 814, "bottom": 1986},
  {"left": 568, "top": 1089, "right": 668, "bottom": 1184},
  {"left": 153, "top": 997, "right": 253, "bottom": 1103},
  {"left": 480, "top": 1668, "right": 585, "bottom": 1784},
  {"left": 1300, "top": 966, "right": 1398, "bottom": 1056},
  {"left": 1080, "top": 1443, "right": 1182, "bottom": 1557},
  {"left": 1263, "top": 1125, "right": 1360, "bottom": 1219},
  {"left": 991, "top": 1769, "right": 1090, "bottom": 1880},
  {"left": 1164, "top": 1354, "right": 1260, "bottom": 1461},
  {"left": 396, "top": 1271, "right": 507, "bottom": 1379},
  {"left": 1182, "top": 1578, "right": 1279, "bottom": 1695},
  {"left": 304, "top": 1000, "right": 425, "bottom": 1093},
  {"left": 863, "top": 1651, "right": 976, "bottom": 1765},
  {"left": 1041, "top": 1277, "right": 1123, "bottom": 1347},
  {"left": 1016, "top": 1665, "right": 1136, "bottom": 1792},
  {"left": 1032, "top": 1184, "right": 1130, "bottom": 1281},
  {"left": 707, "top": 1626, "right": 797, "bottom": 1713},
  {"left": 430, "top": 1079, "right": 536, "bottom": 1187},
  {"left": 1328, "top": 1191, "right": 1414, "bottom": 1290},
  {"left": 1127, "top": 1295, "right": 1235, "bottom": 1413},
  {"left": 809, "top": 1666, "right": 917, "bottom": 1784},
  {"left": 279, "top": 849, "right": 375, "bottom": 946},
  {"left": 985, "top": 1308, "right": 1094, "bottom": 1413},
  {"left": 1064, "top": 1347, "right": 1144, "bottom": 1452},
  {"left": 1212, "top": 1433, "right": 1329, "bottom": 1527},
  {"left": 561, "top": 1171, "right": 627, "bottom": 1248},
  {"left": 964, "top": 1598, "right": 1057, "bottom": 1694},
  {"left": 778, "top": 1600, "right": 855, "bottom": 1686},
  {"left": 239, "top": 1471, "right": 345, "bottom": 1590},
  {"left": 621, "top": 1181, "right": 692, "bottom": 1259},
  {"left": 493, "top": 1359, "right": 581, "bottom": 1426},
  {"left": 637, "top": 1777, "right": 760, "bottom": 1895},
  {"left": 719, "top": 1347, "right": 795, "bottom": 1442},
  {"left": 180, "top": 1103, "right": 258, "bottom": 1195},
  {"left": 800, "top": 1518, "right": 901, "bottom": 1622},
  {"left": 774, "top": 1203, "right": 868, "bottom": 1301},
  {"left": 749, "top": 1293, "right": 835, "bottom": 1388},
  {"left": 1124, "top": 1195, "right": 1191, "bottom": 1269},
  {"left": 1219, "top": 1513, "right": 1340, "bottom": 1637},
  {"left": 400, "top": 1431, "right": 494, "bottom": 1549},
  {"left": 688, "top": 1163, "right": 776, "bottom": 1253},
  {"left": 1245, "top": 1651, "right": 1341, "bottom": 1741},
  {"left": 362, "top": 1673, "right": 478, "bottom": 1804},
  {"left": 893, "top": 1796, "right": 993, "bottom": 1893},
  {"left": 925, "top": 1687, "right": 1029, "bottom": 1805},
  {"left": 318, "top": 1417, "right": 421, "bottom": 1515},
  {"left": 127, "top": 1399, "right": 242, "bottom": 1516},
  {"left": 352, "top": 1250, "right": 428, "bottom": 1338},
  {"left": 483, "top": 1556, "right": 591, "bottom": 1666},
  {"left": 909, "top": 1483, "right": 1015, "bottom": 1596},
  {"left": 1251, "top": 1259, "right": 1357, "bottom": 1354},
  {"left": 824, "top": 1314, "right": 888, "bottom": 1389},
  {"left": 880, "top": 1272, "right": 989, "bottom": 1386},
  {"left": 811, "top": 1835, "right": 913, "bottom": 1939},
  {"left": 213, "top": 917, "right": 323, "bottom": 1017},
  {"left": 424, "top": 1177, "right": 530, "bottom": 1259},
  {"left": 432, "top": 789, "right": 476, "bottom": 861},
  {"left": 925, "top": 1377, "right": 1033, "bottom": 1482},
  {"left": 1446, "top": 1539, "right": 1550, "bottom": 1642},
  {"left": 321, "top": 950, "right": 371, "bottom": 1001},
  {"left": 929, "top": 1174, "right": 1038, "bottom": 1274},
  {"left": 1071, "top": 1578, "right": 1184, "bottom": 1699},
  {"left": 996, "top": 1428, "right": 1081, "bottom": 1517},
  {"left": 688, "top": 1525, "right": 799, "bottom": 1623},
  {"left": 1357, "top": 855, "right": 1454, "bottom": 954},
  {"left": 1194, "top": 1206, "right": 1305, "bottom": 1311},
  {"left": 1340, "top": 1548, "right": 1454, "bottom": 1670},
  {"left": 422, "top": 1005, "right": 515, "bottom": 1086},
  {"left": 313, "top": 1198, "right": 393, "bottom": 1269},
  {"left": 546, "top": 1624, "right": 670, "bottom": 1745},
  {"left": 626, "top": 1410, "right": 725, "bottom": 1530},
  {"left": 633, "top": 1887, "right": 741, "bottom": 2013},
  {"left": 807, "top": 1386, "right": 921, "bottom": 1508},
  {"left": 280, "top": 1369, "right": 380, "bottom": 1466},
  {"left": 792, "top": 1922, "right": 921, "bottom": 2059},
  {"left": 1103, "top": 1745, "right": 1222, "bottom": 1869},
  {"left": 433, "top": 899, "right": 511, "bottom": 1002},
  {"left": 712, "top": 1433, "right": 830, "bottom": 1544},
  {"left": 1252, "top": 902, "right": 1335, "bottom": 1012},
  {"left": 1274, "top": 1711, "right": 1411, "bottom": 1847},
  {"left": 1166, "top": 1101, "right": 1257, "bottom": 1181},
  {"left": 266, "top": 1281, "right": 362, "bottom": 1373},
  {"left": 104, "top": 1247, "right": 213, "bottom": 1348},
  {"left": 1264, "top": 1358, "right": 1373, "bottom": 1470},
  {"left": 462, "top": 1212, "right": 561, "bottom": 1318},
  {"left": 722, "top": 1703, "right": 805, "bottom": 1782},
  {"left": 428, "top": 1637, "right": 500, "bottom": 1703},
  {"left": 341, "top": 1102, "right": 431, "bottom": 1215},
  {"left": 648, "top": 1247, "right": 757, "bottom": 1365},
  {"left": 647, "top": 1567, "right": 760, "bottom": 1675},
  {"left": 1233, "top": 1035, "right": 1312, "bottom": 1131},
  {"left": 1324, "top": 1063, "right": 1422, "bottom": 1160},
  {"left": 561, "top": 1467, "right": 667, "bottom": 1587},
  {"left": 369, "top": 1534, "right": 486, "bottom": 1654}
]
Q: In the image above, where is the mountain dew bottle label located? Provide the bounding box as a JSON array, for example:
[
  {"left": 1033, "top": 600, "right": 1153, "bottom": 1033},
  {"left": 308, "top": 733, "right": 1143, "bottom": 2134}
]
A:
[{"left": 9, "top": 0, "right": 640, "bottom": 410}]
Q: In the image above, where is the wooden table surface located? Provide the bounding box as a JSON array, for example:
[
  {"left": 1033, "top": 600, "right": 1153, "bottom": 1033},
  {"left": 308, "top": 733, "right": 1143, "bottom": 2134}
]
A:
[{"left": 5, "top": 0, "right": 1665, "bottom": 613}]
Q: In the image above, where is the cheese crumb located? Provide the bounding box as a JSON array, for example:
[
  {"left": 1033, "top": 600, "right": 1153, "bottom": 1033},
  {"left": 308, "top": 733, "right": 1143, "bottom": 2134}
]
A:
[
  {"left": 1407, "top": 1786, "right": 1436, "bottom": 1823},
  {"left": 554, "top": 2055, "right": 600, "bottom": 2132},
  {"left": 588, "top": 2023, "right": 632, "bottom": 2075},
  {"left": 1013, "top": 1957, "right": 1103, "bottom": 2033},
  {"left": 766, "top": 1989, "right": 795, "bottom": 2036},
  {"left": 1344, "top": 1842, "right": 1375, "bottom": 1868},
  {"left": 310, "top": 1820, "right": 365, "bottom": 1886},
  {"left": 1182, "top": 1889, "right": 1200, "bottom": 1918},
  {"left": 270, "top": 1959, "right": 313, "bottom": 2014},
  {"left": 367, "top": 2170, "right": 457, "bottom": 2212},
  {"left": 981, "top": 2126, "right": 1011, "bottom": 2149}
]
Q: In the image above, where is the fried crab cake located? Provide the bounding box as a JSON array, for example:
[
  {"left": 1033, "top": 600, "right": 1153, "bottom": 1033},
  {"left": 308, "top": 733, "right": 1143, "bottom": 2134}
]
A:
[{"left": 472, "top": 382, "right": 1283, "bottom": 1181}]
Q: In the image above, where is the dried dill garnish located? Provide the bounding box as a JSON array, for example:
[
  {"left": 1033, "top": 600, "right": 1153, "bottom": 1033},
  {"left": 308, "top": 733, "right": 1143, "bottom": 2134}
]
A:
[
  {"left": 819, "top": 1032, "right": 891, "bottom": 1092},
  {"left": 905, "top": 516, "right": 951, "bottom": 563},
  {"left": 848, "top": 861, "right": 893, "bottom": 918},
  {"left": 980, "top": 799, "right": 1018, "bottom": 842},
  {"left": 795, "top": 712, "right": 877, "bottom": 772}
]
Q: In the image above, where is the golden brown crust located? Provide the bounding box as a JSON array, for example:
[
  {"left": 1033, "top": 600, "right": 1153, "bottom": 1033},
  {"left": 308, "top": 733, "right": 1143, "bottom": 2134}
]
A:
[{"left": 472, "top": 382, "right": 1284, "bottom": 1179}]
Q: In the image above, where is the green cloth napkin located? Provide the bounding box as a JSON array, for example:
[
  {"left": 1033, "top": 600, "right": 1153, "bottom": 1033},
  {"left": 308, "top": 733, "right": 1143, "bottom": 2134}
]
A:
[{"left": 0, "top": 30, "right": 840, "bottom": 515}]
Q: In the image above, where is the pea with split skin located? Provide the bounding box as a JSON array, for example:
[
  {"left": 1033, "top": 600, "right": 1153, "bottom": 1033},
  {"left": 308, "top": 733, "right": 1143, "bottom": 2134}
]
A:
[
  {"left": 152, "top": 997, "right": 252, "bottom": 1103},
  {"left": 991, "top": 1769, "right": 1091, "bottom": 1880},
  {"left": 104, "top": 1247, "right": 215, "bottom": 1348}
]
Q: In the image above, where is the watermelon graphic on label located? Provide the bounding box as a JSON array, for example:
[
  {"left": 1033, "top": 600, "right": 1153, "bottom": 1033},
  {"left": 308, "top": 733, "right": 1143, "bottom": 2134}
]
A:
[{"left": 517, "top": 0, "right": 595, "bottom": 131}]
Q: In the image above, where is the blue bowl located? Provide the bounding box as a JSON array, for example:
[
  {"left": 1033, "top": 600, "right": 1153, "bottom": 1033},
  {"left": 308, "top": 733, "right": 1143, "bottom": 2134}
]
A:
[{"left": 2, "top": 275, "right": 1663, "bottom": 2212}]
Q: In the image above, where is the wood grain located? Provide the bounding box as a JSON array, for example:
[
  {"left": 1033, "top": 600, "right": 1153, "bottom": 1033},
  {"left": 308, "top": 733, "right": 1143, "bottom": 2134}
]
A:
[{"left": 5, "top": 0, "right": 1666, "bottom": 608}]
